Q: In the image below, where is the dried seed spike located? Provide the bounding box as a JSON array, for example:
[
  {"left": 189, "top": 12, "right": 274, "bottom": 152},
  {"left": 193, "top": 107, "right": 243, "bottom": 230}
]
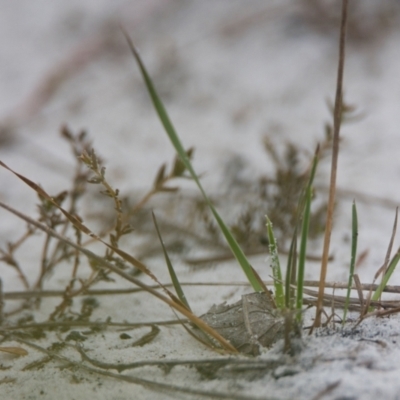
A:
[
  {"left": 87, "top": 176, "right": 101, "bottom": 184},
  {"left": 90, "top": 149, "right": 98, "bottom": 170}
]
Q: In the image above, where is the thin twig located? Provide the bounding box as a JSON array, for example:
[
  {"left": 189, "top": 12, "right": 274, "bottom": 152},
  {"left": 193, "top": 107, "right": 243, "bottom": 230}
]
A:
[
  {"left": 4, "top": 280, "right": 400, "bottom": 301},
  {"left": 302, "top": 287, "right": 399, "bottom": 310},
  {"left": 77, "top": 344, "right": 223, "bottom": 372},
  {"left": 0, "top": 279, "right": 3, "bottom": 325},
  {"left": 0, "top": 319, "right": 182, "bottom": 332},
  {"left": 15, "top": 339, "right": 275, "bottom": 400},
  {"left": 311, "top": 380, "right": 341, "bottom": 400},
  {"left": 184, "top": 249, "right": 331, "bottom": 265}
]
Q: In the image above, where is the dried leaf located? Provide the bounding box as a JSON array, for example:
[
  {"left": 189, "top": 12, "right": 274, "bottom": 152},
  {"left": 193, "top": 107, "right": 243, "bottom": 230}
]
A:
[
  {"left": 131, "top": 325, "right": 160, "bottom": 347},
  {"left": 0, "top": 346, "right": 28, "bottom": 356},
  {"left": 198, "top": 292, "right": 284, "bottom": 355}
]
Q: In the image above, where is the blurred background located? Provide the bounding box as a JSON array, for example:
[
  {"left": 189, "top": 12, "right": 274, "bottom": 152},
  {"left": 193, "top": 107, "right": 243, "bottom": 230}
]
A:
[{"left": 1, "top": 0, "right": 400, "bottom": 284}]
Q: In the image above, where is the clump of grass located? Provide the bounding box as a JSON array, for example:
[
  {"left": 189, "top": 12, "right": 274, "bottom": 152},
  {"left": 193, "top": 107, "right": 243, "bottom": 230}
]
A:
[{"left": 123, "top": 0, "right": 400, "bottom": 336}]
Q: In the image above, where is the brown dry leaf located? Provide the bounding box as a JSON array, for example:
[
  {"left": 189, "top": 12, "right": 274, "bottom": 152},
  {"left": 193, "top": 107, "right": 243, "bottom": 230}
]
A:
[
  {"left": 0, "top": 346, "right": 28, "bottom": 356},
  {"left": 198, "top": 292, "right": 284, "bottom": 355}
]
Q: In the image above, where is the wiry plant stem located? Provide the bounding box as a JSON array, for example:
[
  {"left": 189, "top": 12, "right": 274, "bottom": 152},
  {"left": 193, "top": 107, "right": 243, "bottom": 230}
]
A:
[
  {"left": 0, "top": 200, "right": 236, "bottom": 352},
  {"left": 314, "top": 0, "right": 348, "bottom": 328}
]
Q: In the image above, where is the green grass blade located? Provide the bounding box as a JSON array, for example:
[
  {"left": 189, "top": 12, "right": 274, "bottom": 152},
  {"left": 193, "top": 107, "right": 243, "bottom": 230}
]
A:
[
  {"left": 295, "top": 145, "right": 320, "bottom": 220},
  {"left": 285, "top": 227, "right": 298, "bottom": 309},
  {"left": 124, "top": 32, "right": 263, "bottom": 293},
  {"left": 307, "top": 145, "right": 319, "bottom": 192},
  {"left": 296, "top": 185, "right": 312, "bottom": 322},
  {"left": 295, "top": 148, "right": 319, "bottom": 322},
  {"left": 208, "top": 206, "right": 263, "bottom": 292},
  {"left": 266, "top": 216, "right": 285, "bottom": 308},
  {"left": 152, "top": 212, "right": 191, "bottom": 311},
  {"left": 343, "top": 200, "right": 358, "bottom": 323},
  {"left": 371, "top": 208, "right": 399, "bottom": 304},
  {"left": 371, "top": 247, "right": 400, "bottom": 303}
]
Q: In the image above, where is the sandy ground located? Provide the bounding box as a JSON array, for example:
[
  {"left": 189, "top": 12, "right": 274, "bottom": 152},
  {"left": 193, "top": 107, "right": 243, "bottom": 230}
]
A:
[{"left": 1, "top": 1, "right": 400, "bottom": 399}]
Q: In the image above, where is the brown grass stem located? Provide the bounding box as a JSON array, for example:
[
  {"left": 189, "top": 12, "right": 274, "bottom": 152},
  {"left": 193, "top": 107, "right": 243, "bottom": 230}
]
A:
[
  {"left": 4, "top": 280, "right": 400, "bottom": 301},
  {"left": 314, "top": 0, "right": 348, "bottom": 328}
]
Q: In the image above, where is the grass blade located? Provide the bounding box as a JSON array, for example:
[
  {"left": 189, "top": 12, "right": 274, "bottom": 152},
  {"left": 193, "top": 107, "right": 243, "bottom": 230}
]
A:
[
  {"left": 369, "top": 207, "right": 398, "bottom": 307},
  {"left": 266, "top": 216, "right": 284, "bottom": 308},
  {"left": 296, "top": 185, "right": 312, "bottom": 322},
  {"left": 295, "top": 147, "right": 319, "bottom": 321},
  {"left": 343, "top": 200, "right": 358, "bottom": 323},
  {"left": 371, "top": 248, "right": 400, "bottom": 303},
  {"left": 152, "top": 211, "right": 191, "bottom": 311},
  {"left": 285, "top": 228, "right": 297, "bottom": 309},
  {"left": 123, "top": 30, "right": 263, "bottom": 293}
]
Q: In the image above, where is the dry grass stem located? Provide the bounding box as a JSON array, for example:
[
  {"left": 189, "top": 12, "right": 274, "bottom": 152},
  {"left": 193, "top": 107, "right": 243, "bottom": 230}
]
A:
[{"left": 315, "top": 0, "right": 348, "bottom": 328}]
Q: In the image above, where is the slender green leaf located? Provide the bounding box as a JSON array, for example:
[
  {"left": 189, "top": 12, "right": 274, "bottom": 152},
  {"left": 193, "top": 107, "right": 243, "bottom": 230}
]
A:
[
  {"left": 152, "top": 212, "right": 191, "bottom": 311},
  {"left": 124, "top": 32, "right": 263, "bottom": 292},
  {"left": 266, "top": 216, "right": 284, "bottom": 308},
  {"left": 371, "top": 247, "right": 400, "bottom": 303},
  {"left": 296, "top": 186, "right": 312, "bottom": 322},
  {"left": 343, "top": 200, "right": 358, "bottom": 323},
  {"left": 295, "top": 148, "right": 319, "bottom": 322},
  {"left": 285, "top": 227, "right": 298, "bottom": 309},
  {"left": 295, "top": 145, "right": 320, "bottom": 221},
  {"left": 371, "top": 207, "right": 399, "bottom": 305}
]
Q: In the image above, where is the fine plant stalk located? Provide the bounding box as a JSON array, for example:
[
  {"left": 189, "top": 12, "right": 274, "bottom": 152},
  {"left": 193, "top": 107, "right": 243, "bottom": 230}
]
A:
[
  {"left": 265, "top": 216, "right": 284, "bottom": 308},
  {"left": 315, "top": 0, "right": 348, "bottom": 328},
  {"left": 123, "top": 30, "right": 263, "bottom": 293},
  {"left": 343, "top": 201, "right": 358, "bottom": 323},
  {"left": 152, "top": 211, "right": 192, "bottom": 311}
]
